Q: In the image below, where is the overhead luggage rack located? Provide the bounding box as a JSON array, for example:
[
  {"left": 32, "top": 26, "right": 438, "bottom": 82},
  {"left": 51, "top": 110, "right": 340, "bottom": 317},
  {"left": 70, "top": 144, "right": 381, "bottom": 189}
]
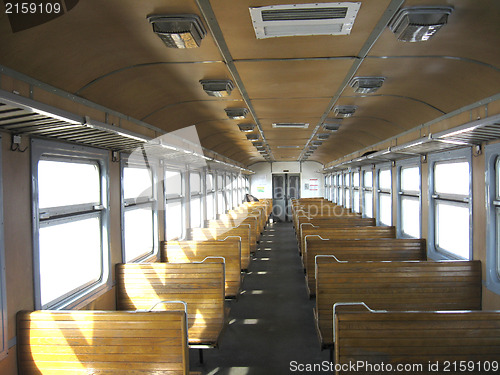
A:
[
  {"left": 0, "top": 89, "right": 252, "bottom": 173},
  {"left": 325, "top": 113, "right": 500, "bottom": 171}
]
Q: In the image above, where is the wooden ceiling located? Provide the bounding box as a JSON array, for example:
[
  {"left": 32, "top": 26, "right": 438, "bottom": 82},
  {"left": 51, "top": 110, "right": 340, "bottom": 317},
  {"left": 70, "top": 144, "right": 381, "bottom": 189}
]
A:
[{"left": 0, "top": 0, "right": 499, "bottom": 166}]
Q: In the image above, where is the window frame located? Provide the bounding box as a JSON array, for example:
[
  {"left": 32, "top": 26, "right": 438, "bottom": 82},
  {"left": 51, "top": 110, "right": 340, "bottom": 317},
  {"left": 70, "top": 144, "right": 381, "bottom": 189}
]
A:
[
  {"left": 375, "top": 162, "right": 392, "bottom": 226},
  {"left": 396, "top": 157, "right": 422, "bottom": 239},
  {"left": 485, "top": 143, "right": 500, "bottom": 294},
  {"left": 0, "top": 134, "right": 8, "bottom": 360},
  {"left": 31, "top": 139, "right": 111, "bottom": 310},
  {"left": 120, "top": 157, "right": 159, "bottom": 263},
  {"left": 352, "top": 169, "right": 361, "bottom": 213},
  {"left": 427, "top": 148, "right": 472, "bottom": 261}
]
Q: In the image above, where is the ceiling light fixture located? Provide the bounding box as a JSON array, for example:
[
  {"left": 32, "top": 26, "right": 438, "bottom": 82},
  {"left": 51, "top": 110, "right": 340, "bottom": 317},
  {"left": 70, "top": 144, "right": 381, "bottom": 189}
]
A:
[
  {"left": 147, "top": 14, "right": 207, "bottom": 49},
  {"left": 272, "top": 122, "right": 309, "bottom": 129},
  {"left": 246, "top": 133, "right": 260, "bottom": 141},
  {"left": 349, "top": 76, "right": 385, "bottom": 93},
  {"left": 238, "top": 123, "right": 256, "bottom": 132},
  {"left": 225, "top": 108, "right": 249, "bottom": 119},
  {"left": 389, "top": 6, "right": 453, "bottom": 42},
  {"left": 334, "top": 105, "right": 357, "bottom": 118},
  {"left": 322, "top": 118, "right": 342, "bottom": 131},
  {"left": 200, "top": 79, "right": 234, "bottom": 97},
  {"left": 317, "top": 133, "right": 330, "bottom": 140}
]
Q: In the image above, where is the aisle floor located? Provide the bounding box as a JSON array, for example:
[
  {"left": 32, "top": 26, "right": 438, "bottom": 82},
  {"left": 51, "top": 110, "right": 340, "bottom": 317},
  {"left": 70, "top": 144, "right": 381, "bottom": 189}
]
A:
[{"left": 189, "top": 221, "right": 332, "bottom": 375}]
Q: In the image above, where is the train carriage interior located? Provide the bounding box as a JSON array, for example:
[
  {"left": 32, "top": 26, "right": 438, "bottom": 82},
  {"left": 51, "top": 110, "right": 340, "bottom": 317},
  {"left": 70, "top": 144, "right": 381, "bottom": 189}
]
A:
[{"left": 0, "top": 0, "right": 499, "bottom": 374}]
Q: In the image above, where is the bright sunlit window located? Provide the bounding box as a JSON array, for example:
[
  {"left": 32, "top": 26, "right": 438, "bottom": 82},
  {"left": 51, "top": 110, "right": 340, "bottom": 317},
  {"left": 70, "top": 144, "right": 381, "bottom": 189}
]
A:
[
  {"left": 429, "top": 149, "right": 471, "bottom": 260},
  {"left": 362, "top": 169, "right": 373, "bottom": 218},
  {"left": 32, "top": 140, "right": 110, "bottom": 310},
  {"left": 485, "top": 143, "right": 500, "bottom": 295},
  {"left": 122, "top": 162, "right": 157, "bottom": 262},
  {"left": 165, "top": 169, "right": 184, "bottom": 240},
  {"left": 398, "top": 160, "right": 421, "bottom": 238},
  {"left": 376, "top": 166, "right": 392, "bottom": 226}
]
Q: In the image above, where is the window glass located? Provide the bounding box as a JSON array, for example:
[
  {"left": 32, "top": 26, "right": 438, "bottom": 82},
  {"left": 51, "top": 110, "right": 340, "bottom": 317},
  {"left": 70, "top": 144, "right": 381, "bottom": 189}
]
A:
[
  {"left": 363, "top": 191, "right": 373, "bottom": 218},
  {"left": 124, "top": 207, "right": 154, "bottom": 262},
  {"left": 165, "top": 170, "right": 182, "bottom": 196},
  {"left": 434, "top": 161, "right": 469, "bottom": 195},
  {"left": 38, "top": 160, "right": 99, "bottom": 208},
  {"left": 207, "top": 193, "right": 215, "bottom": 220},
  {"left": 166, "top": 201, "right": 183, "bottom": 240},
  {"left": 191, "top": 196, "right": 202, "bottom": 228},
  {"left": 353, "top": 172, "right": 360, "bottom": 187},
  {"left": 379, "top": 193, "right": 392, "bottom": 226},
  {"left": 33, "top": 142, "right": 109, "bottom": 310},
  {"left": 39, "top": 216, "right": 101, "bottom": 307},
  {"left": 190, "top": 172, "right": 201, "bottom": 194},
  {"left": 401, "top": 166, "right": 420, "bottom": 192},
  {"left": 364, "top": 170, "right": 373, "bottom": 188},
  {"left": 123, "top": 167, "right": 152, "bottom": 200},
  {"left": 401, "top": 196, "right": 420, "bottom": 238},
  {"left": 207, "top": 173, "right": 214, "bottom": 191},
  {"left": 345, "top": 189, "right": 351, "bottom": 209},
  {"left": 435, "top": 202, "right": 469, "bottom": 258},
  {"left": 379, "top": 169, "right": 391, "bottom": 190},
  {"left": 353, "top": 190, "right": 360, "bottom": 213}
]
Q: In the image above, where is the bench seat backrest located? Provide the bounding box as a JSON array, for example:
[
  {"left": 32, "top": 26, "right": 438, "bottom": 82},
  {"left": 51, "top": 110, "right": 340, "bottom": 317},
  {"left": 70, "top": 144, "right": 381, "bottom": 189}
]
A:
[
  {"left": 17, "top": 309, "right": 189, "bottom": 374},
  {"left": 162, "top": 239, "right": 241, "bottom": 297},
  {"left": 304, "top": 237, "right": 427, "bottom": 295},
  {"left": 334, "top": 308, "right": 500, "bottom": 374},
  {"left": 315, "top": 259, "right": 482, "bottom": 346},
  {"left": 189, "top": 226, "right": 251, "bottom": 269},
  {"left": 301, "top": 226, "right": 396, "bottom": 255},
  {"left": 116, "top": 261, "right": 225, "bottom": 346}
]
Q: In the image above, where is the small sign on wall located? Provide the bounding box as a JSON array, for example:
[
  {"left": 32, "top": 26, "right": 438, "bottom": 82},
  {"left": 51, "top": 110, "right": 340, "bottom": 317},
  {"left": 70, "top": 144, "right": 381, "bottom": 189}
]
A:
[{"left": 257, "top": 186, "right": 265, "bottom": 193}]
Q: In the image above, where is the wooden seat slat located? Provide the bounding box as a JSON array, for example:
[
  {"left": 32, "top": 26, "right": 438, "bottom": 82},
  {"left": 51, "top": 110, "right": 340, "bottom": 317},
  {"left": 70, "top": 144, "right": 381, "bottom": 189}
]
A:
[
  {"left": 334, "top": 308, "right": 500, "bottom": 374},
  {"left": 116, "top": 261, "right": 225, "bottom": 347},
  {"left": 17, "top": 309, "right": 191, "bottom": 374},
  {"left": 315, "top": 259, "right": 482, "bottom": 346},
  {"left": 162, "top": 239, "right": 241, "bottom": 298}
]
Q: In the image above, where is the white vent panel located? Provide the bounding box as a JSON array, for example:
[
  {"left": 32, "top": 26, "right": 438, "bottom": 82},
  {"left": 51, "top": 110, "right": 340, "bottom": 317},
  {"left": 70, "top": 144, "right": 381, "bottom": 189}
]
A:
[{"left": 250, "top": 2, "right": 361, "bottom": 39}]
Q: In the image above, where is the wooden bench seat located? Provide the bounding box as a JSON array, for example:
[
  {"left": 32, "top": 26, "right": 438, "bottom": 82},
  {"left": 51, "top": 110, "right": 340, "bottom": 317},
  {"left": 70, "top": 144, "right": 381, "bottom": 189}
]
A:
[
  {"left": 188, "top": 226, "right": 251, "bottom": 270},
  {"left": 315, "top": 258, "right": 482, "bottom": 347},
  {"left": 300, "top": 225, "right": 396, "bottom": 257},
  {"left": 17, "top": 307, "right": 198, "bottom": 375},
  {"left": 334, "top": 305, "right": 500, "bottom": 374},
  {"left": 208, "top": 218, "right": 258, "bottom": 252},
  {"left": 162, "top": 239, "right": 241, "bottom": 298},
  {"left": 304, "top": 237, "right": 427, "bottom": 295},
  {"left": 116, "top": 260, "right": 225, "bottom": 348}
]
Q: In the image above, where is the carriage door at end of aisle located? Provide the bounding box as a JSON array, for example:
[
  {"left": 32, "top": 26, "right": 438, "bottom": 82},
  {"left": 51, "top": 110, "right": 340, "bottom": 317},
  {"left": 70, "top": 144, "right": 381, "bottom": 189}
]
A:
[{"left": 272, "top": 174, "right": 300, "bottom": 222}]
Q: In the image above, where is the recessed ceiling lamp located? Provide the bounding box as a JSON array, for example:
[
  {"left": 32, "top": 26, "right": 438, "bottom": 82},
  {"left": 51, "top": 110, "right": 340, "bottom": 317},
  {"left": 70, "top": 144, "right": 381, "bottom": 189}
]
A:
[
  {"left": 317, "top": 133, "right": 330, "bottom": 140},
  {"left": 200, "top": 79, "right": 234, "bottom": 97},
  {"left": 253, "top": 141, "right": 264, "bottom": 148},
  {"left": 349, "top": 77, "right": 385, "bottom": 94},
  {"left": 147, "top": 14, "right": 207, "bottom": 49},
  {"left": 322, "top": 118, "right": 342, "bottom": 131},
  {"left": 277, "top": 145, "right": 301, "bottom": 149},
  {"left": 334, "top": 105, "right": 357, "bottom": 118},
  {"left": 389, "top": 6, "right": 453, "bottom": 42},
  {"left": 312, "top": 140, "right": 323, "bottom": 146},
  {"left": 272, "top": 123, "right": 309, "bottom": 129},
  {"left": 246, "top": 133, "right": 260, "bottom": 141},
  {"left": 225, "top": 108, "right": 249, "bottom": 119},
  {"left": 238, "top": 123, "right": 256, "bottom": 132}
]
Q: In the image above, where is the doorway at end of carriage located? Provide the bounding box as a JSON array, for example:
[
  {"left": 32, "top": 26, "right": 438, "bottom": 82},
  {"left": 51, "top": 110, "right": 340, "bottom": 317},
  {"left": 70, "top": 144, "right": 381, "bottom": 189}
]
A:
[{"left": 272, "top": 173, "right": 300, "bottom": 222}]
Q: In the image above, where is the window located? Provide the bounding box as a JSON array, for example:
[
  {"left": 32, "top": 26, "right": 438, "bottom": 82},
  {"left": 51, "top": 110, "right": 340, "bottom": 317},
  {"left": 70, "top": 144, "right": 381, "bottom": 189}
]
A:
[
  {"left": 352, "top": 170, "right": 360, "bottom": 213},
  {"left": 225, "top": 174, "right": 232, "bottom": 210},
  {"left": 165, "top": 169, "right": 184, "bottom": 240},
  {"left": 0, "top": 135, "right": 7, "bottom": 360},
  {"left": 206, "top": 172, "right": 215, "bottom": 220},
  {"left": 376, "top": 164, "right": 392, "bottom": 226},
  {"left": 428, "top": 148, "right": 471, "bottom": 260},
  {"left": 332, "top": 173, "right": 338, "bottom": 204},
  {"left": 362, "top": 168, "right": 373, "bottom": 218},
  {"left": 121, "top": 160, "right": 157, "bottom": 262},
  {"left": 232, "top": 174, "right": 239, "bottom": 207},
  {"left": 397, "top": 159, "right": 421, "bottom": 239},
  {"left": 486, "top": 143, "right": 500, "bottom": 294},
  {"left": 325, "top": 175, "right": 331, "bottom": 201},
  {"left": 343, "top": 172, "right": 351, "bottom": 208},
  {"left": 190, "top": 172, "right": 202, "bottom": 228},
  {"left": 217, "top": 173, "right": 225, "bottom": 214},
  {"left": 32, "top": 139, "right": 110, "bottom": 309}
]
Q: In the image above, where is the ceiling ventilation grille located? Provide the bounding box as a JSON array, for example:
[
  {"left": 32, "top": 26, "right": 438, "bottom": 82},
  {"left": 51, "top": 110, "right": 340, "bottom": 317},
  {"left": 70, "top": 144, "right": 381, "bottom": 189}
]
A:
[{"left": 249, "top": 2, "right": 361, "bottom": 39}]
